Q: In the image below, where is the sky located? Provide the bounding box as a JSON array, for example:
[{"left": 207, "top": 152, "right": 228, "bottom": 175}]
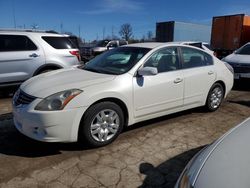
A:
[{"left": 1, "top": 0, "right": 250, "bottom": 42}]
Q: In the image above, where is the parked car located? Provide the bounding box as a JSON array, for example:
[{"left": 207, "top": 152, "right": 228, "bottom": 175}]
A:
[
  {"left": 0, "top": 30, "right": 81, "bottom": 87},
  {"left": 222, "top": 42, "right": 250, "bottom": 80},
  {"left": 81, "top": 39, "right": 128, "bottom": 62},
  {"left": 175, "top": 118, "right": 250, "bottom": 188},
  {"left": 175, "top": 41, "right": 215, "bottom": 55},
  {"left": 13, "top": 43, "right": 233, "bottom": 147}
]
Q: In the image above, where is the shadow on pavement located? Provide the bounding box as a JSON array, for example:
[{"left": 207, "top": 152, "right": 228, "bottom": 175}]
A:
[
  {"left": 0, "top": 86, "right": 18, "bottom": 99},
  {"left": 124, "top": 107, "right": 204, "bottom": 133},
  {"left": 228, "top": 100, "right": 250, "bottom": 108},
  {"left": 233, "top": 79, "right": 250, "bottom": 91},
  {"left": 139, "top": 146, "right": 205, "bottom": 188},
  {"left": 0, "top": 114, "right": 92, "bottom": 158},
  {"left": 0, "top": 107, "right": 203, "bottom": 158}
]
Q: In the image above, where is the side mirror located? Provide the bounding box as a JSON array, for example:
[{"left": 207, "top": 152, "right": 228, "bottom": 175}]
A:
[{"left": 138, "top": 67, "right": 158, "bottom": 76}]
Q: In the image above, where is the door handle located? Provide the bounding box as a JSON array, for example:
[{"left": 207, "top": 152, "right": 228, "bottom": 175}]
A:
[
  {"left": 174, "top": 78, "right": 183, "bottom": 84},
  {"left": 29, "top": 53, "right": 39, "bottom": 58},
  {"left": 208, "top": 71, "right": 214, "bottom": 75}
]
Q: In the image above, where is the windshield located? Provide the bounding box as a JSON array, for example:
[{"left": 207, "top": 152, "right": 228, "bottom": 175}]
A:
[
  {"left": 96, "top": 40, "right": 110, "bottom": 47},
  {"left": 83, "top": 47, "right": 150, "bottom": 75},
  {"left": 235, "top": 44, "right": 250, "bottom": 55}
]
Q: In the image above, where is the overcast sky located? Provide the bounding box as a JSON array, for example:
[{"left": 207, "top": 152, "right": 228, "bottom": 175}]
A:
[{"left": 1, "top": 0, "right": 250, "bottom": 41}]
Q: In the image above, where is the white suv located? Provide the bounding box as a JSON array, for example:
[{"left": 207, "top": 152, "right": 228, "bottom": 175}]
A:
[{"left": 0, "top": 30, "right": 81, "bottom": 87}]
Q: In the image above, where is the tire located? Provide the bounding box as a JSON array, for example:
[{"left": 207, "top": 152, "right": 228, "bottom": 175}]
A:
[
  {"left": 205, "top": 83, "right": 224, "bottom": 112},
  {"left": 38, "top": 69, "right": 55, "bottom": 75},
  {"left": 79, "top": 102, "right": 124, "bottom": 147}
]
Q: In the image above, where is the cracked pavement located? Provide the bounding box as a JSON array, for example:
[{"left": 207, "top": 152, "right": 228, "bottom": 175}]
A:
[{"left": 0, "top": 82, "right": 249, "bottom": 188}]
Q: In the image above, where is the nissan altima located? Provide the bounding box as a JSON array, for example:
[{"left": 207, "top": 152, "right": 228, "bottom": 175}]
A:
[{"left": 13, "top": 43, "right": 234, "bottom": 147}]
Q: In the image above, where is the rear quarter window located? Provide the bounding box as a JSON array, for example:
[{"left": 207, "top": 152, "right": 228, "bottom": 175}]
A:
[
  {"left": 181, "top": 47, "right": 213, "bottom": 69},
  {"left": 42, "top": 36, "right": 76, "bottom": 49}
]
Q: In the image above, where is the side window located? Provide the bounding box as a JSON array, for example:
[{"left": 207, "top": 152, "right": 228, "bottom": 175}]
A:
[
  {"left": 144, "top": 47, "right": 180, "bottom": 73},
  {"left": 108, "top": 41, "right": 118, "bottom": 48},
  {"left": 119, "top": 41, "right": 128, "bottom": 46},
  {"left": 0, "top": 35, "right": 37, "bottom": 51},
  {"left": 181, "top": 47, "right": 213, "bottom": 69}
]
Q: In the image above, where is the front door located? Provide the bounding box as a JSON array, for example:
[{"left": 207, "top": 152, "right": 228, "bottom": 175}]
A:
[{"left": 133, "top": 47, "right": 184, "bottom": 118}]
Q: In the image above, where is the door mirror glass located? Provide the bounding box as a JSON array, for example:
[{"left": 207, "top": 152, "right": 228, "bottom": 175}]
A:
[{"left": 138, "top": 67, "right": 158, "bottom": 76}]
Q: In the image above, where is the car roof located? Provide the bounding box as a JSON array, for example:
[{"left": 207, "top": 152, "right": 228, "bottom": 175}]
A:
[
  {"left": 171, "top": 41, "right": 209, "bottom": 45},
  {"left": 125, "top": 42, "right": 166, "bottom": 49},
  {"left": 0, "top": 30, "right": 65, "bottom": 37},
  {"left": 124, "top": 42, "right": 209, "bottom": 50}
]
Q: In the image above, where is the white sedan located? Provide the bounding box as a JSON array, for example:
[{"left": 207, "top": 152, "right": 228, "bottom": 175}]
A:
[{"left": 12, "top": 43, "right": 234, "bottom": 147}]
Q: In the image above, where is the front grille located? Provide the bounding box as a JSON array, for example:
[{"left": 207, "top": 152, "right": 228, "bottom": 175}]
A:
[
  {"left": 14, "top": 89, "right": 36, "bottom": 106},
  {"left": 229, "top": 63, "right": 250, "bottom": 73}
]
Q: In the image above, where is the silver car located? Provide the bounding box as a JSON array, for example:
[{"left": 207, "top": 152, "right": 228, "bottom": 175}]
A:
[
  {"left": 0, "top": 30, "right": 80, "bottom": 87},
  {"left": 175, "top": 118, "right": 250, "bottom": 188},
  {"left": 222, "top": 42, "right": 250, "bottom": 80}
]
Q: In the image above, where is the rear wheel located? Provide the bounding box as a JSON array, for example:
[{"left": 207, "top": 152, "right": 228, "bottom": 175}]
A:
[
  {"left": 79, "top": 102, "right": 124, "bottom": 147},
  {"left": 205, "top": 83, "right": 224, "bottom": 111},
  {"left": 38, "top": 69, "right": 55, "bottom": 74}
]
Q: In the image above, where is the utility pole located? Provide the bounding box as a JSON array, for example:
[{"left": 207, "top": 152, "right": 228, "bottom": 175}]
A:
[
  {"left": 78, "top": 25, "right": 81, "bottom": 38},
  {"left": 103, "top": 27, "right": 105, "bottom": 40},
  {"left": 60, "top": 22, "right": 63, "bottom": 33},
  {"left": 12, "top": 0, "right": 16, "bottom": 29},
  {"left": 112, "top": 26, "right": 114, "bottom": 39}
]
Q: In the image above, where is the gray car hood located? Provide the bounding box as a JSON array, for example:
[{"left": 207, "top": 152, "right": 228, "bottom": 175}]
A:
[
  {"left": 224, "top": 53, "right": 250, "bottom": 64},
  {"left": 193, "top": 118, "right": 250, "bottom": 188},
  {"left": 20, "top": 68, "right": 115, "bottom": 98}
]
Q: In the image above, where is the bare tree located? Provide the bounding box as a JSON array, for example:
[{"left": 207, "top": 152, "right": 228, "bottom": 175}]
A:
[{"left": 119, "top": 23, "right": 133, "bottom": 41}]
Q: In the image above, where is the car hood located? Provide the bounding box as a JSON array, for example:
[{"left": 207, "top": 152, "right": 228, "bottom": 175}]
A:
[
  {"left": 20, "top": 68, "right": 115, "bottom": 98},
  {"left": 224, "top": 53, "right": 250, "bottom": 64},
  {"left": 192, "top": 118, "right": 250, "bottom": 188}
]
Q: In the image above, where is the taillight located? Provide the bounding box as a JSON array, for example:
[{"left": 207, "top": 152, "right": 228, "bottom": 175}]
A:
[{"left": 70, "top": 50, "right": 81, "bottom": 61}]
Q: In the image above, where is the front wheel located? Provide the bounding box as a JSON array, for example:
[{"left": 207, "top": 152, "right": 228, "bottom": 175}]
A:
[
  {"left": 205, "top": 83, "right": 224, "bottom": 111},
  {"left": 79, "top": 102, "right": 124, "bottom": 147}
]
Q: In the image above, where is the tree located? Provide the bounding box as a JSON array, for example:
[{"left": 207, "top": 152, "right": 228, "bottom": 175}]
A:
[{"left": 119, "top": 23, "right": 133, "bottom": 41}]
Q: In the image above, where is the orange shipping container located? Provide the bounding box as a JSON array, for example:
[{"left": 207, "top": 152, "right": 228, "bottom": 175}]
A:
[{"left": 211, "top": 14, "right": 250, "bottom": 51}]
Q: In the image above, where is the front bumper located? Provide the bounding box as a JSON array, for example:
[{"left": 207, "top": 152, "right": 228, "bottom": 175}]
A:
[
  {"left": 228, "top": 63, "right": 250, "bottom": 79},
  {"left": 234, "top": 73, "right": 250, "bottom": 79},
  {"left": 13, "top": 100, "right": 87, "bottom": 143}
]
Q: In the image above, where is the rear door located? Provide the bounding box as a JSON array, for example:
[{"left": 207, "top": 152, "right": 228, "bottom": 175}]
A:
[
  {"left": 180, "top": 47, "right": 216, "bottom": 106},
  {"left": 0, "top": 34, "right": 45, "bottom": 84}
]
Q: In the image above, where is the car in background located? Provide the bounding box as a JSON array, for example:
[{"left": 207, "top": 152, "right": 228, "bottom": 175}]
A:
[
  {"left": 13, "top": 43, "right": 233, "bottom": 147},
  {"left": 178, "top": 41, "right": 215, "bottom": 55},
  {"left": 222, "top": 42, "right": 250, "bottom": 80},
  {"left": 81, "top": 39, "right": 128, "bottom": 62},
  {"left": 0, "top": 29, "right": 81, "bottom": 87},
  {"left": 175, "top": 118, "right": 250, "bottom": 188}
]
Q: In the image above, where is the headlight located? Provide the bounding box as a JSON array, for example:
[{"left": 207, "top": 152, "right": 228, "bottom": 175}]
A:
[
  {"left": 35, "top": 89, "right": 82, "bottom": 111},
  {"left": 176, "top": 169, "right": 193, "bottom": 188}
]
